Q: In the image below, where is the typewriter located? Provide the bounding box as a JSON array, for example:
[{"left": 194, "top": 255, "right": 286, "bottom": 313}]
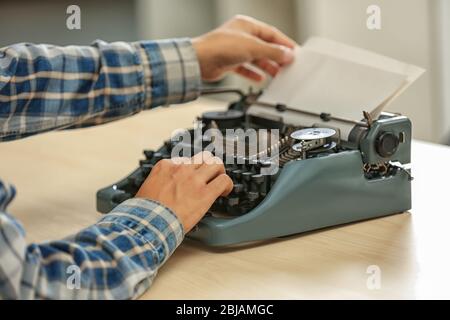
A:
[{"left": 96, "top": 88, "right": 412, "bottom": 246}]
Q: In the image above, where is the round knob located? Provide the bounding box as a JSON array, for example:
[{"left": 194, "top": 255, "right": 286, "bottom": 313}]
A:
[
  {"left": 376, "top": 132, "right": 399, "bottom": 158},
  {"left": 290, "top": 128, "right": 336, "bottom": 141},
  {"left": 201, "top": 110, "right": 244, "bottom": 129}
]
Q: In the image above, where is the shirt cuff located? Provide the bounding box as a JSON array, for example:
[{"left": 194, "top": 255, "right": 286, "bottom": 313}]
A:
[
  {"left": 97, "top": 198, "right": 184, "bottom": 264},
  {"left": 133, "top": 38, "right": 201, "bottom": 109}
]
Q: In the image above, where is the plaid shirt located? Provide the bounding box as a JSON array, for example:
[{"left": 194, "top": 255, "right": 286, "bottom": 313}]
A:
[{"left": 0, "top": 39, "right": 201, "bottom": 299}]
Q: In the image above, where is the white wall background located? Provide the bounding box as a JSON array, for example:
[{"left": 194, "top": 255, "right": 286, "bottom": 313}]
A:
[
  {"left": 294, "top": 0, "right": 436, "bottom": 142},
  {"left": 434, "top": 0, "right": 450, "bottom": 144},
  {"left": 135, "top": 0, "right": 445, "bottom": 142},
  {"left": 1, "top": 0, "right": 448, "bottom": 143},
  {"left": 135, "top": 0, "right": 215, "bottom": 39},
  {"left": 0, "top": 0, "right": 138, "bottom": 45}
]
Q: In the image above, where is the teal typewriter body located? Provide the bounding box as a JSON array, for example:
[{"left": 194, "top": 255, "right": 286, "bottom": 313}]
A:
[{"left": 96, "top": 89, "right": 412, "bottom": 246}]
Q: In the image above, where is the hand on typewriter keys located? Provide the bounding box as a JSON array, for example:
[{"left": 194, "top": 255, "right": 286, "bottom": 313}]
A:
[
  {"left": 135, "top": 151, "right": 234, "bottom": 232},
  {"left": 192, "top": 15, "right": 296, "bottom": 82}
]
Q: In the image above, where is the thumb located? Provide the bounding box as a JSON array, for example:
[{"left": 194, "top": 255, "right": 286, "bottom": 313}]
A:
[{"left": 253, "top": 41, "right": 295, "bottom": 66}]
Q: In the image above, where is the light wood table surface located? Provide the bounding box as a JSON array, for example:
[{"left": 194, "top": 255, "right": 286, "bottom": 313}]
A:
[{"left": 1, "top": 98, "right": 449, "bottom": 299}]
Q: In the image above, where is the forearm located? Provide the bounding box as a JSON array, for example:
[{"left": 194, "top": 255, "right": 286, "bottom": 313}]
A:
[
  {"left": 0, "top": 196, "right": 184, "bottom": 300},
  {"left": 0, "top": 39, "right": 201, "bottom": 141}
]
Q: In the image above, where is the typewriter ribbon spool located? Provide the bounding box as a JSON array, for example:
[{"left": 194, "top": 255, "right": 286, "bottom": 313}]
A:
[{"left": 290, "top": 128, "right": 337, "bottom": 156}]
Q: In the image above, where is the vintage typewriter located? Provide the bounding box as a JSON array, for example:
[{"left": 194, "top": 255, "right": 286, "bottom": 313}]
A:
[{"left": 97, "top": 88, "right": 412, "bottom": 246}]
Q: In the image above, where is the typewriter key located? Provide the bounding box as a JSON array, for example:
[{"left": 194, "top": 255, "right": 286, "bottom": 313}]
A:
[
  {"left": 201, "top": 110, "right": 244, "bottom": 129},
  {"left": 143, "top": 150, "right": 154, "bottom": 159}
]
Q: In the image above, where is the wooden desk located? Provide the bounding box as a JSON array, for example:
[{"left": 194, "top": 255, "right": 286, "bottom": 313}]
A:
[{"left": 1, "top": 98, "right": 449, "bottom": 299}]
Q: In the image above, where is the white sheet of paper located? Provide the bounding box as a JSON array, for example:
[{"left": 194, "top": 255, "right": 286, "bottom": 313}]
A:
[
  {"left": 302, "top": 37, "right": 425, "bottom": 118},
  {"left": 259, "top": 47, "right": 408, "bottom": 121},
  {"left": 303, "top": 37, "right": 424, "bottom": 86}
]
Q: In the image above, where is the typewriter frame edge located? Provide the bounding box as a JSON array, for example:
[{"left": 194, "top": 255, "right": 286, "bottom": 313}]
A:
[{"left": 188, "top": 149, "right": 411, "bottom": 246}]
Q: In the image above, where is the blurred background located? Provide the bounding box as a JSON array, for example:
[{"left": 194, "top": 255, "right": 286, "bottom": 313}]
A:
[{"left": 1, "top": 0, "right": 449, "bottom": 144}]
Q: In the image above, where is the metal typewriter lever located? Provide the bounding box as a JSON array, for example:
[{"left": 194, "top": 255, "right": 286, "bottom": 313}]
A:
[
  {"left": 200, "top": 87, "right": 247, "bottom": 98},
  {"left": 200, "top": 87, "right": 262, "bottom": 103},
  {"left": 201, "top": 87, "right": 370, "bottom": 128},
  {"left": 389, "top": 161, "right": 414, "bottom": 181}
]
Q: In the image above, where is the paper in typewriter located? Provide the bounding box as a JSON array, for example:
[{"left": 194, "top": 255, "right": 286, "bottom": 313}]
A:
[{"left": 253, "top": 37, "right": 424, "bottom": 139}]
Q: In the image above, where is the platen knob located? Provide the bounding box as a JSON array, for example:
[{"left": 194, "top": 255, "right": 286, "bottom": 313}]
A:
[{"left": 376, "top": 131, "right": 400, "bottom": 158}]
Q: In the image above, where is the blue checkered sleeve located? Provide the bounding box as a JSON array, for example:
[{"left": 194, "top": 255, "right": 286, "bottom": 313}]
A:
[
  {"left": 0, "top": 39, "right": 201, "bottom": 299},
  {"left": 0, "top": 38, "right": 201, "bottom": 141}
]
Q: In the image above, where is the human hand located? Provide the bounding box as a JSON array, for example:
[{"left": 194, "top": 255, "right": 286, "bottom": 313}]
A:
[
  {"left": 192, "top": 15, "right": 296, "bottom": 82},
  {"left": 136, "top": 151, "right": 233, "bottom": 232}
]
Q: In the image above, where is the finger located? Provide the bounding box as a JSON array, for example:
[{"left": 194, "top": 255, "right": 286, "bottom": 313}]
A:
[
  {"left": 233, "top": 15, "right": 296, "bottom": 49},
  {"left": 170, "top": 156, "right": 191, "bottom": 165},
  {"left": 203, "top": 155, "right": 224, "bottom": 165},
  {"left": 206, "top": 173, "right": 234, "bottom": 200},
  {"left": 191, "top": 151, "right": 214, "bottom": 166},
  {"left": 253, "top": 58, "right": 280, "bottom": 78},
  {"left": 234, "top": 64, "right": 265, "bottom": 82},
  {"left": 252, "top": 40, "right": 295, "bottom": 66},
  {"left": 255, "top": 24, "right": 296, "bottom": 49},
  {"left": 197, "top": 161, "right": 226, "bottom": 183}
]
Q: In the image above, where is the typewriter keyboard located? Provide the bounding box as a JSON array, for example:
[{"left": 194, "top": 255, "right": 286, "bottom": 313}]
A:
[{"left": 108, "top": 143, "right": 284, "bottom": 216}]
